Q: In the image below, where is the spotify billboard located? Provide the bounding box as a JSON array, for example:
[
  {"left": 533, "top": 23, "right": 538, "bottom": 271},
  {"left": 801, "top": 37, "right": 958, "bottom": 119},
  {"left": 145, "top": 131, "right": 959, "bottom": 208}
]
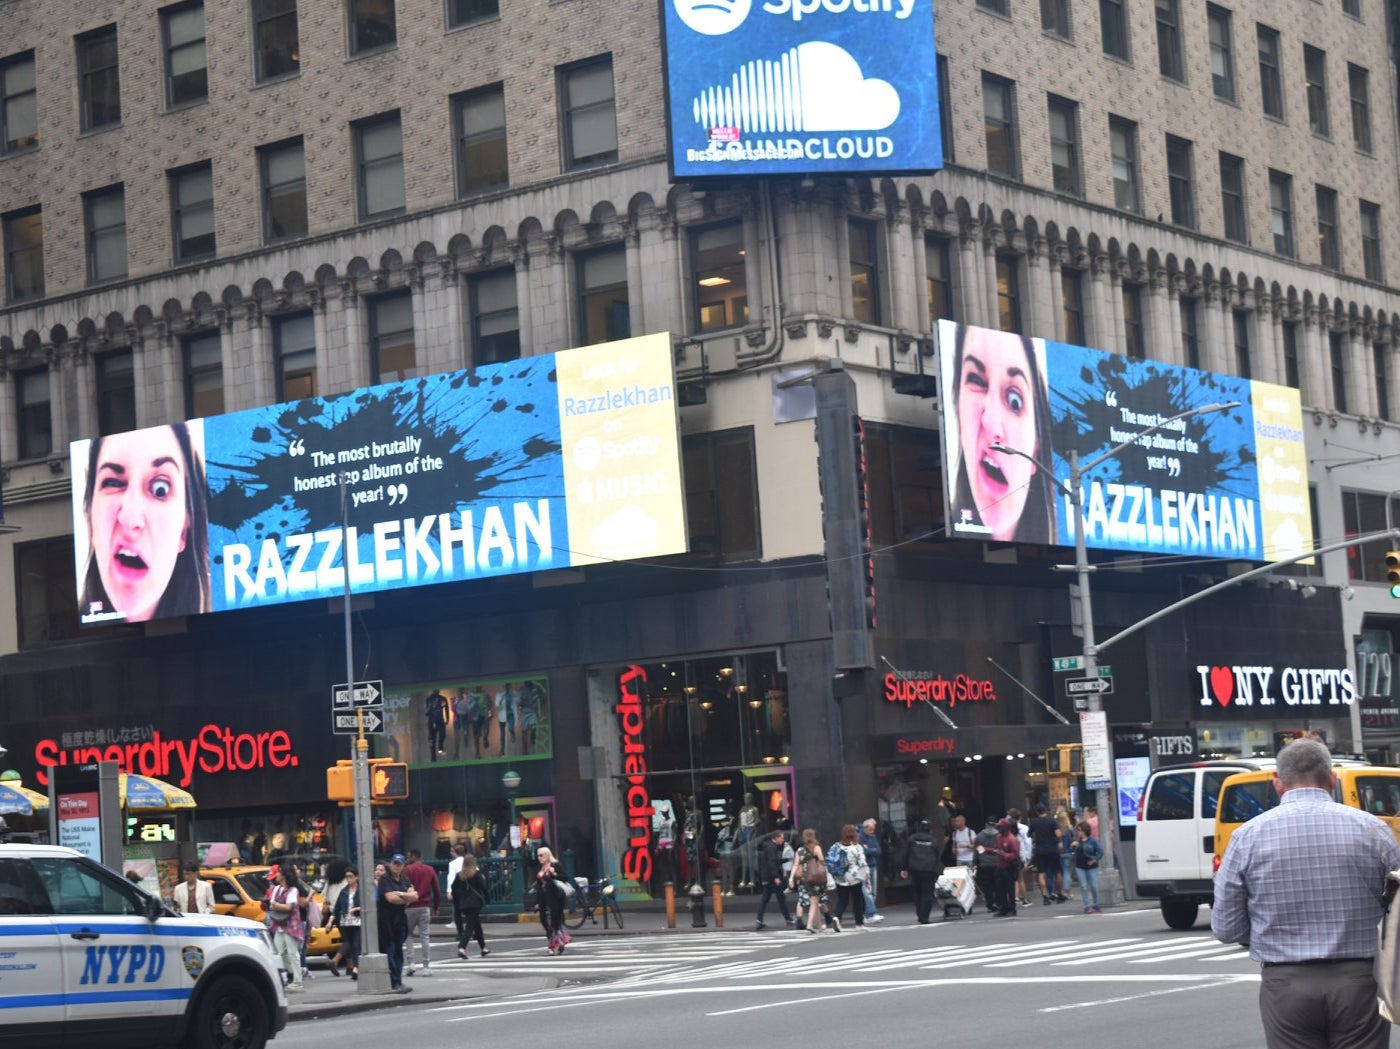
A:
[{"left": 660, "top": 0, "right": 943, "bottom": 177}]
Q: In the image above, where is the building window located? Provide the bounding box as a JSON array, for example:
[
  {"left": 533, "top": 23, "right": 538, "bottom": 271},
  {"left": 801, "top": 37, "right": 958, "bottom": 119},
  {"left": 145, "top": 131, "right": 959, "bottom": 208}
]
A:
[
  {"left": 1304, "top": 45, "right": 1329, "bottom": 137},
  {"left": 1156, "top": 0, "right": 1183, "bottom": 80},
  {"left": 1269, "top": 170, "right": 1294, "bottom": 257},
  {"left": 1180, "top": 297, "right": 1201, "bottom": 370},
  {"left": 83, "top": 185, "right": 126, "bottom": 284},
  {"left": 996, "top": 254, "right": 1021, "bottom": 333},
  {"left": 1343, "top": 0, "right": 1361, "bottom": 15},
  {"left": 448, "top": 0, "right": 499, "bottom": 26},
  {"left": 1047, "top": 95, "right": 1080, "bottom": 196},
  {"left": 1257, "top": 25, "right": 1283, "bottom": 120},
  {"left": 4, "top": 207, "right": 43, "bottom": 302},
  {"left": 16, "top": 537, "right": 79, "bottom": 647},
  {"left": 162, "top": 3, "right": 207, "bottom": 107},
  {"left": 272, "top": 312, "right": 317, "bottom": 401},
  {"left": 982, "top": 73, "right": 1017, "bottom": 178},
  {"left": 1100, "top": 0, "right": 1129, "bottom": 59},
  {"left": 1348, "top": 64, "right": 1372, "bottom": 152},
  {"left": 1233, "top": 310, "right": 1252, "bottom": 378},
  {"left": 368, "top": 290, "right": 416, "bottom": 383},
  {"left": 1375, "top": 343, "right": 1390, "bottom": 422},
  {"left": 170, "top": 162, "right": 215, "bottom": 262},
  {"left": 926, "top": 236, "right": 954, "bottom": 326},
  {"left": 1123, "top": 284, "right": 1145, "bottom": 359},
  {"left": 468, "top": 270, "right": 520, "bottom": 366},
  {"left": 1109, "top": 116, "right": 1138, "bottom": 212},
  {"left": 1343, "top": 490, "right": 1395, "bottom": 583},
  {"left": 1220, "top": 152, "right": 1247, "bottom": 243},
  {"left": 937, "top": 55, "right": 953, "bottom": 163},
  {"left": 1281, "top": 320, "right": 1299, "bottom": 388},
  {"left": 848, "top": 219, "right": 880, "bottom": 325},
  {"left": 866, "top": 424, "right": 944, "bottom": 546},
  {"left": 1207, "top": 5, "right": 1235, "bottom": 102},
  {"left": 578, "top": 248, "right": 629, "bottom": 346},
  {"left": 454, "top": 86, "right": 508, "bottom": 197},
  {"left": 977, "top": 0, "right": 1009, "bottom": 14},
  {"left": 184, "top": 331, "right": 223, "bottom": 417},
  {"left": 1316, "top": 185, "right": 1341, "bottom": 271},
  {"left": 1361, "top": 201, "right": 1383, "bottom": 282},
  {"left": 692, "top": 221, "right": 748, "bottom": 333},
  {"left": 680, "top": 429, "right": 760, "bottom": 561},
  {"left": 259, "top": 138, "right": 307, "bottom": 243},
  {"left": 95, "top": 349, "right": 136, "bottom": 436},
  {"left": 348, "top": 0, "right": 396, "bottom": 54},
  {"left": 354, "top": 112, "right": 405, "bottom": 220},
  {"left": 1041, "top": 0, "right": 1070, "bottom": 38},
  {"left": 253, "top": 0, "right": 299, "bottom": 82},
  {"left": 1062, "top": 268, "right": 1085, "bottom": 345},
  {"left": 559, "top": 56, "right": 617, "bottom": 171},
  {"left": 1330, "top": 330, "right": 1348, "bottom": 414},
  {"left": 16, "top": 368, "right": 49, "bottom": 459},
  {"left": 76, "top": 25, "right": 121, "bottom": 131},
  {"left": 1, "top": 52, "right": 37, "bottom": 154},
  {"left": 1166, "top": 134, "right": 1195, "bottom": 228}
]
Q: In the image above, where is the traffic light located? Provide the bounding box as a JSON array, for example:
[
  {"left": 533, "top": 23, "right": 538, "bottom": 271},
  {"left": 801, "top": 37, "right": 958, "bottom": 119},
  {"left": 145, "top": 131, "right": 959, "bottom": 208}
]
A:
[
  {"left": 1046, "top": 743, "right": 1083, "bottom": 774},
  {"left": 1386, "top": 550, "right": 1400, "bottom": 598},
  {"left": 325, "top": 759, "right": 409, "bottom": 803}
]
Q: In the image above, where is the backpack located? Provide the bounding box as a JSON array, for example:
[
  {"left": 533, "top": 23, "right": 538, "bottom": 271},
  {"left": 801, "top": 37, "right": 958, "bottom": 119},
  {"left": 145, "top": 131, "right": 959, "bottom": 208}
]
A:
[
  {"left": 802, "top": 849, "right": 827, "bottom": 888},
  {"left": 905, "top": 835, "right": 940, "bottom": 873},
  {"left": 826, "top": 842, "right": 849, "bottom": 879}
]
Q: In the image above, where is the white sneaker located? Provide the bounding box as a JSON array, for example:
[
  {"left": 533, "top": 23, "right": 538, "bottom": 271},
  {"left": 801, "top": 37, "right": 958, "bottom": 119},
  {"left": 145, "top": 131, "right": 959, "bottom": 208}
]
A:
[
  {"left": 419, "top": 968, "right": 433, "bottom": 976},
  {"left": 869, "top": 914, "right": 885, "bottom": 923},
  {"left": 405, "top": 965, "right": 417, "bottom": 976},
  {"left": 830, "top": 916, "right": 842, "bottom": 932}
]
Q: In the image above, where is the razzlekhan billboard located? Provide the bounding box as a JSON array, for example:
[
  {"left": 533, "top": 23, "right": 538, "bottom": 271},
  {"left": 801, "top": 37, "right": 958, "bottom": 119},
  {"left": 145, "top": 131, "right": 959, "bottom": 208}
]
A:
[
  {"left": 936, "top": 320, "right": 1312, "bottom": 563},
  {"left": 661, "top": 0, "right": 943, "bottom": 178},
  {"left": 71, "top": 333, "right": 686, "bottom": 626}
]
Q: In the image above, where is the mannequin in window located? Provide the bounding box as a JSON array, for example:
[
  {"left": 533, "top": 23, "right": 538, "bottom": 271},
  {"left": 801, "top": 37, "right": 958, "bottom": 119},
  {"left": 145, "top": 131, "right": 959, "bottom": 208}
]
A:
[
  {"left": 652, "top": 798, "right": 678, "bottom": 888},
  {"left": 737, "top": 792, "right": 760, "bottom": 888},
  {"left": 714, "top": 810, "right": 738, "bottom": 895},
  {"left": 682, "top": 796, "right": 703, "bottom": 890}
]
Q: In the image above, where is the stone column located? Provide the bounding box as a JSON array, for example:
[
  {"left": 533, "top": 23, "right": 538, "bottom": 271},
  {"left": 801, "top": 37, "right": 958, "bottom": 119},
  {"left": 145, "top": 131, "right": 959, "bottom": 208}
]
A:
[
  {"left": 981, "top": 235, "right": 1000, "bottom": 327},
  {"left": 235, "top": 302, "right": 272, "bottom": 412},
  {"left": 1252, "top": 296, "right": 1279, "bottom": 385},
  {"left": 333, "top": 281, "right": 367, "bottom": 394},
  {"left": 955, "top": 226, "right": 984, "bottom": 327},
  {"left": 1299, "top": 304, "right": 1330, "bottom": 409},
  {"left": 909, "top": 215, "right": 930, "bottom": 333},
  {"left": 1107, "top": 262, "right": 1127, "bottom": 356},
  {"left": 1086, "top": 254, "right": 1112, "bottom": 350},
  {"left": 1348, "top": 322, "right": 1373, "bottom": 417},
  {"left": 47, "top": 348, "right": 70, "bottom": 453},
  {"left": 1168, "top": 276, "right": 1190, "bottom": 367},
  {"left": 311, "top": 288, "right": 332, "bottom": 395},
  {"left": 128, "top": 325, "right": 153, "bottom": 428},
  {"left": 73, "top": 344, "right": 94, "bottom": 439},
  {"left": 1266, "top": 296, "right": 1287, "bottom": 386},
  {"left": 885, "top": 201, "right": 917, "bottom": 333},
  {"left": 1201, "top": 280, "right": 1229, "bottom": 376},
  {"left": 510, "top": 242, "right": 532, "bottom": 358},
  {"left": 156, "top": 321, "right": 183, "bottom": 424},
  {"left": 0, "top": 368, "right": 13, "bottom": 469},
  {"left": 1025, "top": 238, "right": 1054, "bottom": 340},
  {"left": 1382, "top": 330, "right": 1400, "bottom": 423},
  {"left": 1047, "top": 250, "right": 1066, "bottom": 342}
]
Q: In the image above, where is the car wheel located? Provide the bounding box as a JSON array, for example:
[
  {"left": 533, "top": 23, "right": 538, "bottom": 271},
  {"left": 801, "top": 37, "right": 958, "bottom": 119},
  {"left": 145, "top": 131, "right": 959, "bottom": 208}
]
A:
[
  {"left": 1161, "top": 897, "right": 1198, "bottom": 931},
  {"left": 186, "top": 974, "right": 272, "bottom": 1049}
]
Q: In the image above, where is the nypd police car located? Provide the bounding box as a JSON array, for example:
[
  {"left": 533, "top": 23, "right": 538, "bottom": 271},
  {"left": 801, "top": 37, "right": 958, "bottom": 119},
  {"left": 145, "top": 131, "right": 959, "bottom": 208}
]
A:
[{"left": 0, "top": 844, "right": 287, "bottom": 1049}]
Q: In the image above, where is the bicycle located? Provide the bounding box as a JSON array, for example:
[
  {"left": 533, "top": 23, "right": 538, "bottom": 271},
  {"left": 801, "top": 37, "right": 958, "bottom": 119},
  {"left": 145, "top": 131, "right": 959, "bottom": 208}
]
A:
[{"left": 563, "top": 877, "right": 624, "bottom": 930}]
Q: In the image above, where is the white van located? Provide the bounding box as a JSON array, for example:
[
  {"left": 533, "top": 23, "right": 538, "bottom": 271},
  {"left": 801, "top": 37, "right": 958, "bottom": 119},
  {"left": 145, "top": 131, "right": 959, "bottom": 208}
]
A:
[{"left": 0, "top": 843, "right": 287, "bottom": 1049}]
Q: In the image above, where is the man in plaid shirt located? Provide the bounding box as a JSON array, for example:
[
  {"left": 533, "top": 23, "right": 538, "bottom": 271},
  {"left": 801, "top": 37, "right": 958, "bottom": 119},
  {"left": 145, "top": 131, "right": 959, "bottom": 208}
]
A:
[{"left": 1213, "top": 738, "right": 1400, "bottom": 1049}]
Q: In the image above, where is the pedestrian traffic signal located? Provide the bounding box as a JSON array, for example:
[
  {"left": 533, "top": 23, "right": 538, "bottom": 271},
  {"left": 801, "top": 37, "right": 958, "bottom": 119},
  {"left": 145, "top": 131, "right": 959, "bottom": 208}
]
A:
[
  {"left": 1387, "top": 550, "right": 1400, "bottom": 598},
  {"left": 1046, "top": 743, "right": 1083, "bottom": 775},
  {"left": 371, "top": 761, "right": 409, "bottom": 801}
]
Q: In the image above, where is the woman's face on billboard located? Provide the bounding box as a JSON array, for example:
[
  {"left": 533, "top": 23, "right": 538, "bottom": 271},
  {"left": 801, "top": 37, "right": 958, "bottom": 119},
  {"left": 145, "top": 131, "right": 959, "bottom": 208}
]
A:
[
  {"left": 88, "top": 427, "right": 190, "bottom": 622},
  {"left": 957, "top": 328, "right": 1039, "bottom": 540}
]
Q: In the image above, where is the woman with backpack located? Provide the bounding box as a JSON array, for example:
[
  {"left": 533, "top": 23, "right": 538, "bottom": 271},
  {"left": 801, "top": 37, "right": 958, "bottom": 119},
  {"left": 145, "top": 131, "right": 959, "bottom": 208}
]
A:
[
  {"left": 451, "top": 854, "right": 491, "bottom": 958},
  {"left": 788, "top": 828, "right": 836, "bottom": 933},
  {"left": 830, "top": 824, "right": 870, "bottom": 930},
  {"left": 263, "top": 864, "right": 305, "bottom": 992}
]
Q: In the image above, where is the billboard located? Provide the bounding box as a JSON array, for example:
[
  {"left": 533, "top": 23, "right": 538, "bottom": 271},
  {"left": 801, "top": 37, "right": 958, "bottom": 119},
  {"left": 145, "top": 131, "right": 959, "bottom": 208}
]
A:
[
  {"left": 71, "top": 333, "right": 686, "bottom": 626},
  {"left": 661, "top": 0, "right": 942, "bottom": 178},
  {"left": 936, "top": 321, "right": 1312, "bottom": 563}
]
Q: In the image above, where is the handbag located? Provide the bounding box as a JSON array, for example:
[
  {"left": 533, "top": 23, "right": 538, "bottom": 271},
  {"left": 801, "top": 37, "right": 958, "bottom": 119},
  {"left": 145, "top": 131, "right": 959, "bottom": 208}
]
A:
[
  {"left": 1377, "top": 871, "right": 1400, "bottom": 1023},
  {"left": 555, "top": 877, "right": 576, "bottom": 898}
]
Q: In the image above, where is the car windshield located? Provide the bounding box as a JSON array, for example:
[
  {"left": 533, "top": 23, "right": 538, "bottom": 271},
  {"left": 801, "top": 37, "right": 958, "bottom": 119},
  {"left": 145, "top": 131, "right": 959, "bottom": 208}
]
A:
[{"left": 236, "top": 871, "right": 269, "bottom": 899}]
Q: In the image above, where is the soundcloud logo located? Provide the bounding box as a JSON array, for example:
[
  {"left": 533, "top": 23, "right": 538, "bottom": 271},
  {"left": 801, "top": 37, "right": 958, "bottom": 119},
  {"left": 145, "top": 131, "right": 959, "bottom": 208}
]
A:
[{"left": 674, "top": 0, "right": 753, "bottom": 35}]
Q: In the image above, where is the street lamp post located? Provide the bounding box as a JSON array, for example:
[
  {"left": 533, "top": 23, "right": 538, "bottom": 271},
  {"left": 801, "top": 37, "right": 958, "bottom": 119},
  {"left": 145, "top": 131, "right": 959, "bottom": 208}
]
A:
[
  {"left": 501, "top": 769, "right": 521, "bottom": 846},
  {"left": 994, "top": 400, "right": 1240, "bottom": 905}
]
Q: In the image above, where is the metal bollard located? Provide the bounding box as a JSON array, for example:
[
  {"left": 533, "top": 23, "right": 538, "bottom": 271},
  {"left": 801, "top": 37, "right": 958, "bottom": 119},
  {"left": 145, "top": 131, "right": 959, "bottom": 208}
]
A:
[
  {"left": 689, "top": 883, "right": 707, "bottom": 927},
  {"left": 664, "top": 882, "right": 676, "bottom": 929},
  {"left": 712, "top": 880, "right": 724, "bottom": 927}
]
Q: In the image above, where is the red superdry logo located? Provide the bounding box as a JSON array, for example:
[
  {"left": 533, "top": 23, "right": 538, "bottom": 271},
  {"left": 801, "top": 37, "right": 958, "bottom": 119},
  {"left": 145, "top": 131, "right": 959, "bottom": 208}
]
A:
[{"left": 34, "top": 724, "right": 301, "bottom": 789}]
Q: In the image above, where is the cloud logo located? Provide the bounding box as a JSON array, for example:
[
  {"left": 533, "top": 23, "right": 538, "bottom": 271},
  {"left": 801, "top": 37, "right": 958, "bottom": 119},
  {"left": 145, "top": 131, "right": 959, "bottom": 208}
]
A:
[
  {"left": 691, "top": 42, "right": 900, "bottom": 133},
  {"left": 674, "top": 0, "right": 752, "bottom": 36}
]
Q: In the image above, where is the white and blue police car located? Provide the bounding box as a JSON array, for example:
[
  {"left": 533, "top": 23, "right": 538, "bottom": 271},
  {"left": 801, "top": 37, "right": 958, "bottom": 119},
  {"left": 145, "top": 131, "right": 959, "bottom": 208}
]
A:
[{"left": 0, "top": 843, "right": 287, "bottom": 1049}]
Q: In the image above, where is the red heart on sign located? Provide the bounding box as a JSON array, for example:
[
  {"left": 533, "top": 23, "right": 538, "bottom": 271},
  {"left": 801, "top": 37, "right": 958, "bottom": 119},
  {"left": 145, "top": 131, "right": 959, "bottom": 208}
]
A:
[{"left": 1210, "top": 666, "right": 1234, "bottom": 707}]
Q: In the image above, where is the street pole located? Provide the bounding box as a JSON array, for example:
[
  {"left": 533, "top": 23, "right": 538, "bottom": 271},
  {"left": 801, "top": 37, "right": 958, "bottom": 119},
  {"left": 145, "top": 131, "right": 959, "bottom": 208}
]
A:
[{"left": 342, "top": 471, "right": 388, "bottom": 993}]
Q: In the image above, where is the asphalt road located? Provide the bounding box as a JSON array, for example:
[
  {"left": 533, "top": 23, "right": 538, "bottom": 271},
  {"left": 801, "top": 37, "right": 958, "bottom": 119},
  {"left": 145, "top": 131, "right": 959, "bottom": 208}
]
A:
[{"left": 270, "top": 901, "right": 1388, "bottom": 1049}]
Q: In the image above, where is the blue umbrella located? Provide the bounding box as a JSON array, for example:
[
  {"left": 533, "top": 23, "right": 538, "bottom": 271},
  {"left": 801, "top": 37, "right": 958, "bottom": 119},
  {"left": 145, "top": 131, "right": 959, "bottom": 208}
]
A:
[{"left": 0, "top": 781, "right": 47, "bottom": 816}]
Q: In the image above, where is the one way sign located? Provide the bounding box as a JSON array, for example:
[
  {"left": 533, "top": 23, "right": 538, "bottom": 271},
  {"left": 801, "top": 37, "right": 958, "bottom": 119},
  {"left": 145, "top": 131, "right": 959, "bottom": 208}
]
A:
[
  {"left": 333, "top": 680, "right": 383, "bottom": 708},
  {"left": 1065, "top": 677, "right": 1114, "bottom": 696},
  {"left": 333, "top": 710, "right": 383, "bottom": 734}
]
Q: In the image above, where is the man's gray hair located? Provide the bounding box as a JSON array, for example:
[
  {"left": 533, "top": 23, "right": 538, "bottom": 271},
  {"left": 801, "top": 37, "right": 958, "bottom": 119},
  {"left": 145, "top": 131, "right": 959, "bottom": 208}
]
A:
[{"left": 1276, "top": 738, "right": 1334, "bottom": 787}]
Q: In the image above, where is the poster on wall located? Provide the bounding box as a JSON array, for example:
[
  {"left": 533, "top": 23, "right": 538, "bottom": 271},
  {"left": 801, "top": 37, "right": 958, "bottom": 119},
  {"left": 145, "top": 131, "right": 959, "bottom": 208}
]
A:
[
  {"left": 382, "top": 676, "right": 552, "bottom": 769},
  {"left": 71, "top": 333, "right": 686, "bottom": 626},
  {"left": 1115, "top": 756, "right": 1150, "bottom": 828},
  {"left": 661, "top": 0, "right": 943, "bottom": 177},
  {"left": 936, "top": 321, "right": 1312, "bottom": 563}
]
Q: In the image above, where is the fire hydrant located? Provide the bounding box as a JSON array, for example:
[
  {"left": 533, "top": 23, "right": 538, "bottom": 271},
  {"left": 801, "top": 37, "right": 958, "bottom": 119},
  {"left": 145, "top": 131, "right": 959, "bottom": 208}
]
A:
[{"left": 689, "top": 882, "right": 707, "bottom": 927}]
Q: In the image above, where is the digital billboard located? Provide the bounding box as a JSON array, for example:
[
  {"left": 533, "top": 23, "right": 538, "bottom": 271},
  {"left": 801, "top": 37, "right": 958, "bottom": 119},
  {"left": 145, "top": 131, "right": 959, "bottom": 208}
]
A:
[
  {"left": 936, "top": 320, "right": 1312, "bottom": 563},
  {"left": 661, "top": 0, "right": 942, "bottom": 178},
  {"left": 71, "top": 333, "right": 686, "bottom": 626}
]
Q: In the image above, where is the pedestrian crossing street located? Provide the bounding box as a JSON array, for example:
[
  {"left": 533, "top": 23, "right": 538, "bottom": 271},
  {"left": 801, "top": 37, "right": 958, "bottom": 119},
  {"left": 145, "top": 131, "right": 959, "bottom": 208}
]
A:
[{"left": 427, "top": 930, "right": 1250, "bottom": 984}]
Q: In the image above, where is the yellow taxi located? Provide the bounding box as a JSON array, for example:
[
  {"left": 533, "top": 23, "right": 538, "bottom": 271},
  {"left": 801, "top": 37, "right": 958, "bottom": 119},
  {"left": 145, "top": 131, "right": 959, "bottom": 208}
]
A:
[
  {"left": 1214, "top": 765, "right": 1400, "bottom": 870},
  {"left": 201, "top": 865, "right": 342, "bottom": 957}
]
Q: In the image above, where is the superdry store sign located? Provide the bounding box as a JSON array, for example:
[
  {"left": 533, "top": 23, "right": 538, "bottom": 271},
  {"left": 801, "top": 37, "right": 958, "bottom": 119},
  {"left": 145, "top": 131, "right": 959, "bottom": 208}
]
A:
[
  {"left": 1194, "top": 664, "right": 1358, "bottom": 715},
  {"left": 884, "top": 671, "right": 997, "bottom": 709},
  {"left": 616, "top": 665, "right": 655, "bottom": 883},
  {"left": 32, "top": 724, "right": 303, "bottom": 788}
]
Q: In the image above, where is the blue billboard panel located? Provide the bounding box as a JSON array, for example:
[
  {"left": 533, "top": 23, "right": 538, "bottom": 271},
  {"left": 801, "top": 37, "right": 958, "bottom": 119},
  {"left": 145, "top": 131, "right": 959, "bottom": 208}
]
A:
[
  {"left": 71, "top": 334, "right": 686, "bottom": 626},
  {"left": 662, "top": 0, "right": 942, "bottom": 178},
  {"left": 936, "top": 321, "right": 1313, "bottom": 563}
]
